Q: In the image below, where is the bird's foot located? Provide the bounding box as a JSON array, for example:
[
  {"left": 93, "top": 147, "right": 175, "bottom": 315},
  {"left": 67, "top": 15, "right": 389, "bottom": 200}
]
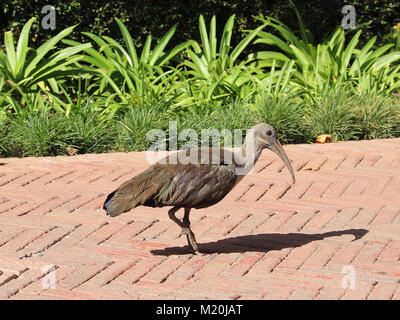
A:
[{"left": 182, "top": 227, "right": 200, "bottom": 255}]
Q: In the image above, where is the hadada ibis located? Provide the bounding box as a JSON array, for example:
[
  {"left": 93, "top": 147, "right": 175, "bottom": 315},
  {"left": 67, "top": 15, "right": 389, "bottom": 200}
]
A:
[{"left": 103, "top": 123, "right": 295, "bottom": 254}]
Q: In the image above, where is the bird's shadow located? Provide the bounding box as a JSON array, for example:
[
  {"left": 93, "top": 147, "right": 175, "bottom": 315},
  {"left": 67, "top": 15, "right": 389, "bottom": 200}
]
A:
[{"left": 151, "top": 229, "right": 369, "bottom": 256}]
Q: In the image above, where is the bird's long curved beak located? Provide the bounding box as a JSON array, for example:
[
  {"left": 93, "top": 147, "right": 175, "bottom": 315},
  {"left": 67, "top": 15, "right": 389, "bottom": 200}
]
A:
[{"left": 268, "top": 139, "right": 296, "bottom": 184}]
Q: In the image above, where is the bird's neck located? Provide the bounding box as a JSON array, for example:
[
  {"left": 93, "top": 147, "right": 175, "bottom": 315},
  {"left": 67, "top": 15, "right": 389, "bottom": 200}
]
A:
[{"left": 234, "top": 133, "right": 265, "bottom": 171}]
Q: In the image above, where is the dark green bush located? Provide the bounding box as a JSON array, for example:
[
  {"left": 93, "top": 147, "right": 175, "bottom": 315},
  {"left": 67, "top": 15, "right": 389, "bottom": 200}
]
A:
[
  {"left": 64, "top": 105, "right": 117, "bottom": 154},
  {"left": 256, "top": 93, "right": 309, "bottom": 144},
  {"left": 2, "top": 0, "right": 399, "bottom": 50},
  {"left": 6, "top": 111, "right": 71, "bottom": 157}
]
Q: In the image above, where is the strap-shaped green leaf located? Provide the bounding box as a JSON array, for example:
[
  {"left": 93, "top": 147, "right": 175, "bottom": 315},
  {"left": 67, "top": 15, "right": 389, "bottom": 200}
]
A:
[
  {"left": 15, "top": 17, "right": 36, "bottom": 77},
  {"left": 25, "top": 25, "right": 76, "bottom": 77},
  {"left": 149, "top": 25, "right": 177, "bottom": 66},
  {"left": 4, "top": 31, "right": 17, "bottom": 75},
  {"left": 115, "top": 18, "right": 138, "bottom": 69}
]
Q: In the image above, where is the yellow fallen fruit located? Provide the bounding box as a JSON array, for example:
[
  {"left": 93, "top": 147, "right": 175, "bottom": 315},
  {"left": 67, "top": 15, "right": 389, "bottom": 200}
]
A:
[
  {"left": 316, "top": 134, "right": 332, "bottom": 144},
  {"left": 65, "top": 146, "right": 78, "bottom": 156}
]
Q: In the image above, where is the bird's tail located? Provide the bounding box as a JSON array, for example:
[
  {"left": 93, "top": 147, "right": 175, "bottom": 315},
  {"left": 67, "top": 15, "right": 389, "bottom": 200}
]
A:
[
  {"left": 103, "top": 190, "right": 120, "bottom": 217},
  {"left": 103, "top": 169, "right": 165, "bottom": 217}
]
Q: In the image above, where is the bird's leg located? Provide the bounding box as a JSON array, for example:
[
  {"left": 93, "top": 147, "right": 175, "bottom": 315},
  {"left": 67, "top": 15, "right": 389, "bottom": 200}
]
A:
[
  {"left": 168, "top": 206, "right": 185, "bottom": 228},
  {"left": 168, "top": 207, "right": 199, "bottom": 254},
  {"left": 182, "top": 208, "right": 199, "bottom": 254}
]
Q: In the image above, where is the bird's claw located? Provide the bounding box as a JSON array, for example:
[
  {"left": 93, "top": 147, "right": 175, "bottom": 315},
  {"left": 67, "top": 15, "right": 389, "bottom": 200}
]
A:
[{"left": 182, "top": 227, "right": 200, "bottom": 254}]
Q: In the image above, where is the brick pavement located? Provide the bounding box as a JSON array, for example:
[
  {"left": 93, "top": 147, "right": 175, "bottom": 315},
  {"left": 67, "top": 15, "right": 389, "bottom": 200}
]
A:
[{"left": 0, "top": 138, "right": 399, "bottom": 300}]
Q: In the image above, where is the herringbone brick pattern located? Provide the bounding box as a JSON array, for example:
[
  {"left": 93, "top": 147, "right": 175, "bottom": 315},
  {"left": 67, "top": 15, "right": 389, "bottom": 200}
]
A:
[{"left": 0, "top": 138, "right": 399, "bottom": 299}]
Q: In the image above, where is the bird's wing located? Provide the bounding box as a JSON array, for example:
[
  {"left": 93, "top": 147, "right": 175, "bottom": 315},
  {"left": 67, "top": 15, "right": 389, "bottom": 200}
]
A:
[
  {"left": 103, "top": 148, "right": 238, "bottom": 216},
  {"left": 103, "top": 163, "right": 172, "bottom": 216},
  {"left": 160, "top": 161, "right": 237, "bottom": 208},
  {"left": 153, "top": 147, "right": 238, "bottom": 208}
]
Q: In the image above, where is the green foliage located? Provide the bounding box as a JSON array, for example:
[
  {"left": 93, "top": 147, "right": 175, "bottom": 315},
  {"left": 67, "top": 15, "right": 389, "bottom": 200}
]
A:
[
  {"left": 176, "top": 14, "right": 266, "bottom": 107},
  {"left": 1, "top": 7, "right": 400, "bottom": 158},
  {"left": 64, "top": 104, "right": 116, "bottom": 154},
  {"left": 2, "top": 1, "right": 400, "bottom": 50},
  {"left": 116, "top": 102, "right": 169, "bottom": 151},
  {"left": 305, "top": 87, "right": 362, "bottom": 141},
  {"left": 256, "top": 93, "right": 308, "bottom": 144},
  {"left": 6, "top": 110, "right": 70, "bottom": 157},
  {"left": 62, "top": 18, "right": 192, "bottom": 116},
  {"left": 355, "top": 94, "right": 400, "bottom": 139},
  {"left": 0, "top": 17, "right": 90, "bottom": 114},
  {"left": 254, "top": 13, "right": 400, "bottom": 96}
]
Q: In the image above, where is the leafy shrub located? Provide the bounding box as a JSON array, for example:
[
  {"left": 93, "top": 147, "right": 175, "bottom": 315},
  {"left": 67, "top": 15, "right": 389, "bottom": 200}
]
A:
[
  {"left": 64, "top": 104, "right": 117, "bottom": 154},
  {"left": 305, "top": 87, "right": 362, "bottom": 141},
  {"left": 6, "top": 110, "right": 70, "bottom": 157},
  {"left": 354, "top": 94, "right": 400, "bottom": 139},
  {"left": 256, "top": 93, "right": 309, "bottom": 144},
  {"left": 116, "top": 102, "right": 169, "bottom": 151}
]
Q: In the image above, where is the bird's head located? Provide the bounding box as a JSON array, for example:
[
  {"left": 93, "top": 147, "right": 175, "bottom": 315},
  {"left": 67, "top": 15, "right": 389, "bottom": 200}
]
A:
[{"left": 251, "top": 123, "right": 296, "bottom": 184}]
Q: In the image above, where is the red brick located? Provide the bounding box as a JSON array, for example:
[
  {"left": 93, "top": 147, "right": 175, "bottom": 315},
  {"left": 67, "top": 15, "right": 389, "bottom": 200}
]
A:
[
  {"left": 139, "top": 256, "right": 187, "bottom": 283},
  {"left": 0, "top": 268, "right": 44, "bottom": 298},
  {"left": 57, "top": 263, "right": 110, "bottom": 290},
  {"left": 80, "top": 223, "right": 125, "bottom": 245},
  {"left": 392, "top": 286, "right": 400, "bottom": 300},
  {"left": 135, "top": 220, "right": 171, "bottom": 241},
  {"left": 49, "top": 224, "right": 103, "bottom": 250},
  {"left": 222, "top": 252, "right": 264, "bottom": 277},
  {"left": 348, "top": 208, "right": 379, "bottom": 227},
  {"left": 338, "top": 155, "right": 365, "bottom": 170},
  {"left": 18, "top": 226, "right": 73, "bottom": 257},
  {"left": 275, "top": 245, "right": 316, "bottom": 271},
  {"left": 190, "top": 215, "right": 224, "bottom": 237},
  {"left": 113, "top": 257, "right": 165, "bottom": 285},
  {"left": 341, "top": 282, "right": 375, "bottom": 300},
  {"left": 19, "top": 266, "right": 76, "bottom": 295},
  {"left": 105, "top": 220, "right": 155, "bottom": 243},
  {"left": 352, "top": 241, "right": 388, "bottom": 264},
  {"left": 342, "top": 178, "right": 371, "bottom": 197},
  {"left": 315, "top": 287, "right": 345, "bottom": 300},
  {"left": 254, "top": 211, "right": 293, "bottom": 232},
  {"left": 377, "top": 240, "right": 400, "bottom": 262},
  {"left": 289, "top": 287, "right": 321, "bottom": 300},
  {"left": 195, "top": 253, "right": 241, "bottom": 278},
  {"left": 326, "top": 244, "right": 362, "bottom": 270},
  {"left": 324, "top": 208, "right": 360, "bottom": 228},
  {"left": 322, "top": 180, "right": 352, "bottom": 199},
  {"left": 302, "top": 181, "right": 332, "bottom": 199},
  {"left": 262, "top": 285, "right": 293, "bottom": 299},
  {"left": 301, "top": 245, "right": 339, "bottom": 270},
  {"left": 302, "top": 208, "right": 339, "bottom": 231},
  {"left": 239, "top": 184, "right": 270, "bottom": 202},
  {"left": 367, "top": 282, "right": 398, "bottom": 300},
  {"left": 279, "top": 210, "right": 315, "bottom": 233},
  {"left": 373, "top": 206, "right": 400, "bottom": 225},
  {"left": 79, "top": 261, "right": 134, "bottom": 288},
  {"left": 204, "top": 214, "right": 249, "bottom": 240},
  {"left": 0, "top": 138, "right": 400, "bottom": 299},
  {"left": 245, "top": 249, "right": 291, "bottom": 277},
  {"left": 0, "top": 228, "right": 48, "bottom": 253}
]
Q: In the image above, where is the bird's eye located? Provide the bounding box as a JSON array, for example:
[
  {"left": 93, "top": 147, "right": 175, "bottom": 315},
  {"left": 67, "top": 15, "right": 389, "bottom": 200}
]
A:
[{"left": 266, "top": 130, "right": 272, "bottom": 136}]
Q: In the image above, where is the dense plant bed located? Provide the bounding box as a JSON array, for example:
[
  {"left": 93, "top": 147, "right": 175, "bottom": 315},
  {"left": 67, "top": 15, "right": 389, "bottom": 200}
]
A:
[
  {"left": 1, "top": 6, "right": 400, "bottom": 158},
  {"left": 1, "top": 88, "right": 399, "bottom": 158}
]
